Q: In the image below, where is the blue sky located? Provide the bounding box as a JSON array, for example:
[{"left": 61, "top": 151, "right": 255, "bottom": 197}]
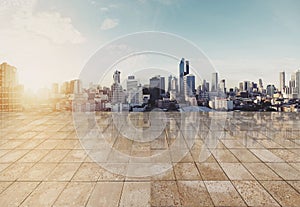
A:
[{"left": 1, "top": 0, "right": 300, "bottom": 90}]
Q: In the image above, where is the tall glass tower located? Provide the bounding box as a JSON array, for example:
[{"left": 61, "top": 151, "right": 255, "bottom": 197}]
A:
[
  {"left": 179, "top": 58, "right": 185, "bottom": 95},
  {"left": 179, "top": 58, "right": 190, "bottom": 96}
]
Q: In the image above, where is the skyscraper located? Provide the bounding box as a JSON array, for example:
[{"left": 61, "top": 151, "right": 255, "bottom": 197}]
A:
[
  {"left": 184, "top": 74, "right": 195, "bottom": 100},
  {"left": 179, "top": 58, "right": 190, "bottom": 95},
  {"left": 258, "top": 78, "right": 263, "bottom": 88},
  {"left": 179, "top": 58, "right": 185, "bottom": 94},
  {"left": 168, "top": 75, "right": 172, "bottom": 92},
  {"left": 211, "top": 72, "right": 218, "bottom": 92},
  {"left": 296, "top": 70, "right": 300, "bottom": 98},
  {"left": 149, "top": 75, "right": 165, "bottom": 102},
  {"left": 290, "top": 73, "right": 296, "bottom": 93},
  {"left": 113, "top": 70, "right": 121, "bottom": 84},
  {"left": 0, "top": 62, "right": 22, "bottom": 111},
  {"left": 239, "top": 82, "right": 243, "bottom": 92},
  {"left": 111, "top": 70, "right": 124, "bottom": 104},
  {"left": 244, "top": 81, "right": 251, "bottom": 92},
  {"left": 279, "top": 71, "right": 286, "bottom": 93},
  {"left": 169, "top": 76, "right": 178, "bottom": 93},
  {"left": 127, "top": 75, "right": 142, "bottom": 104},
  {"left": 219, "top": 79, "right": 226, "bottom": 93},
  {"left": 266, "top": 85, "right": 276, "bottom": 97},
  {"left": 70, "top": 79, "right": 82, "bottom": 94},
  {"left": 185, "top": 60, "right": 190, "bottom": 75}
]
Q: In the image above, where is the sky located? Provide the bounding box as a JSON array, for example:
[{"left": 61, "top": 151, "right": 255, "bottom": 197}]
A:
[{"left": 0, "top": 0, "right": 300, "bottom": 91}]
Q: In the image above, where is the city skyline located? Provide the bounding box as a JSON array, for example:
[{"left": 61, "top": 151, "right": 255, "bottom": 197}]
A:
[
  {"left": 1, "top": 0, "right": 300, "bottom": 91},
  {"left": 3, "top": 59, "right": 300, "bottom": 97}
]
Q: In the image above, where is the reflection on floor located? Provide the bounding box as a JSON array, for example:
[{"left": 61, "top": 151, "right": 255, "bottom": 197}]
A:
[{"left": 0, "top": 111, "right": 299, "bottom": 206}]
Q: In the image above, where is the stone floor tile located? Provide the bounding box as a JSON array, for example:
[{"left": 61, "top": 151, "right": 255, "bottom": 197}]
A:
[
  {"left": 0, "top": 140, "right": 24, "bottom": 149},
  {"left": 35, "top": 140, "right": 59, "bottom": 149},
  {"left": 232, "top": 180, "right": 280, "bottom": 206},
  {"left": 45, "top": 163, "right": 81, "bottom": 181},
  {"left": 53, "top": 182, "right": 95, "bottom": 207},
  {"left": 229, "top": 148, "right": 261, "bottom": 162},
  {"left": 288, "top": 181, "right": 300, "bottom": 192},
  {"left": 72, "top": 163, "right": 102, "bottom": 181},
  {"left": 15, "top": 139, "right": 44, "bottom": 149},
  {"left": 289, "top": 162, "right": 300, "bottom": 172},
  {"left": 237, "top": 137, "right": 264, "bottom": 148},
  {"left": 0, "top": 163, "right": 10, "bottom": 172},
  {"left": 205, "top": 181, "right": 246, "bottom": 206},
  {"left": 17, "top": 149, "right": 50, "bottom": 162},
  {"left": 87, "top": 182, "right": 123, "bottom": 207},
  {"left": 244, "top": 163, "right": 282, "bottom": 180},
  {"left": 260, "top": 181, "right": 300, "bottom": 207},
  {"left": 211, "top": 149, "right": 239, "bottom": 163},
  {"left": 267, "top": 163, "right": 300, "bottom": 180},
  {"left": 0, "top": 149, "right": 10, "bottom": 158},
  {"left": 61, "top": 149, "right": 87, "bottom": 162},
  {"left": 150, "top": 181, "right": 181, "bottom": 206},
  {"left": 258, "top": 139, "right": 283, "bottom": 148},
  {"left": 221, "top": 139, "right": 246, "bottom": 148},
  {"left": 151, "top": 168, "right": 176, "bottom": 181},
  {"left": 55, "top": 139, "right": 77, "bottom": 149},
  {"left": 220, "top": 163, "right": 255, "bottom": 180},
  {"left": 0, "top": 181, "right": 40, "bottom": 206},
  {"left": 0, "top": 149, "right": 29, "bottom": 163},
  {"left": 0, "top": 181, "right": 12, "bottom": 194},
  {"left": 0, "top": 162, "right": 34, "bottom": 181},
  {"left": 177, "top": 181, "right": 214, "bottom": 206},
  {"left": 270, "top": 149, "right": 300, "bottom": 162},
  {"left": 39, "top": 149, "right": 70, "bottom": 162},
  {"left": 18, "top": 163, "right": 57, "bottom": 181},
  {"left": 196, "top": 163, "right": 228, "bottom": 181},
  {"left": 173, "top": 162, "right": 202, "bottom": 180},
  {"left": 119, "top": 182, "right": 151, "bottom": 207},
  {"left": 20, "top": 182, "right": 67, "bottom": 207},
  {"left": 250, "top": 149, "right": 284, "bottom": 162}
]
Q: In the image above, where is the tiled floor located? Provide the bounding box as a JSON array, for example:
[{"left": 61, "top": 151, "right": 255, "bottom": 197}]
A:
[{"left": 0, "top": 111, "right": 299, "bottom": 206}]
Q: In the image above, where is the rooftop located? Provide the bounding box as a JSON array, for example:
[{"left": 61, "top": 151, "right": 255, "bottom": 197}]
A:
[{"left": 0, "top": 111, "right": 299, "bottom": 206}]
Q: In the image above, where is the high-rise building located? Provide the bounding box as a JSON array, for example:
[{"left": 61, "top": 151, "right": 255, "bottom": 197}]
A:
[
  {"left": 149, "top": 75, "right": 165, "bottom": 102},
  {"left": 0, "top": 62, "right": 22, "bottom": 111},
  {"left": 185, "top": 61, "right": 190, "bottom": 75},
  {"left": 179, "top": 58, "right": 190, "bottom": 95},
  {"left": 258, "top": 78, "right": 264, "bottom": 93},
  {"left": 127, "top": 75, "right": 142, "bottom": 104},
  {"left": 211, "top": 72, "right": 218, "bottom": 92},
  {"left": 171, "top": 76, "right": 178, "bottom": 93},
  {"left": 219, "top": 79, "right": 226, "bottom": 93},
  {"left": 111, "top": 70, "right": 125, "bottom": 104},
  {"left": 266, "top": 85, "right": 276, "bottom": 97},
  {"left": 70, "top": 79, "right": 82, "bottom": 94},
  {"left": 168, "top": 75, "right": 172, "bottom": 92},
  {"left": 179, "top": 58, "right": 185, "bottom": 94},
  {"left": 296, "top": 70, "right": 300, "bottom": 97},
  {"left": 239, "top": 82, "right": 243, "bottom": 92},
  {"left": 184, "top": 74, "right": 195, "bottom": 100},
  {"left": 258, "top": 78, "right": 263, "bottom": 88},
  {"left": 201, "top": 79, "right": 209, "bottom": 92},
  {"left": 243, "top": 81, "right": 251, "bottom": 92},
  {"left": 113, "top": 70, "right": 121, "bottom": 84},
  {"left": 279, "top": 71, "right": 286, "bottom": 93},
  {"left": 60, "top": 81, "right": 70, "bottom": 94}
]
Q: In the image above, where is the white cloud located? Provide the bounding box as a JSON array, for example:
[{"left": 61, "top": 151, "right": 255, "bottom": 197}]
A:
[
  {"left": 100, "top": 7, "right": 109, "bottom": 12},
  {"left": 0, "top": 0, "right": 91, "bottom": 91},
  {"left": 100, "top": 18, "right": 119, "bottom": 30},
  {"left": 12, "top": 11, "right": 86, "bottom": 44}
]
